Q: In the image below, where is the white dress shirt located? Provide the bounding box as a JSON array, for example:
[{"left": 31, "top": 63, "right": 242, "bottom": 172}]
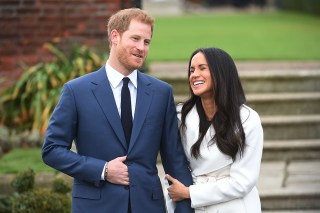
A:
[
  {"left": 101, "top": 62, "right": 138, "bottom": 180},
  {"left": 105, "top": 62, "right": 137, "bottom": 118}
]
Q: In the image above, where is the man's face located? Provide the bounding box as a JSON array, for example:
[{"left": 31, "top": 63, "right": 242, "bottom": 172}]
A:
[{"left": 115, "top": 19, "right": 152, "bottom": 73}]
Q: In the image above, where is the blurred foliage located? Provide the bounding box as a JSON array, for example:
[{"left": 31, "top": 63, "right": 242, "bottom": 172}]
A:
[
  {"left": 1, "top": 169, "right": 72, "bottom": 212},
  {"left": 0, "top": 43, "right": 106, "bottom": 141},
  {"left": 0, "top": 194, "right": 11, "bottom": 213},
  {"left": 52, "top": 177, "right": 71, "bottom": 194},
  {"left": 278, "top": 0, "right": 320, "bottom": 16},
  {"left": 12, "top": 188, "right": 71, "bottom": 213},
  {"left": 11, "top": 169, "right": 35, "bottom": 193}
]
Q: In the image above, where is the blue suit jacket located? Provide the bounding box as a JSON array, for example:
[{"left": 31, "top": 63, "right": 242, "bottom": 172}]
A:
[{"left": 42, "top": 66, "right": 194, "bottom": 213}]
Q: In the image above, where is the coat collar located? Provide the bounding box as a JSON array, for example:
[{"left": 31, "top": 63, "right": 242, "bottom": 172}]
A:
[
  {"left": 91, "top": 66, "right": 127, "bottom": 149},
  {"left": 129, "top": 72, "right": 153, "bottom": 153}
]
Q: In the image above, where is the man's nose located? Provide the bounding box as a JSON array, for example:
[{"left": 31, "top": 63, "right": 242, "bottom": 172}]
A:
[{"left": 136, "top": 41, "right": 145, "bottom": 50}]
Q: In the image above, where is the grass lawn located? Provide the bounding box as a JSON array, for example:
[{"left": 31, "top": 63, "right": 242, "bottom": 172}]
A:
[
  {"left": 148, "top": 11, "right": 320, "bottom": 61},
  {"left": 0, "top": 148, "right": 55, "bottom": 174}
]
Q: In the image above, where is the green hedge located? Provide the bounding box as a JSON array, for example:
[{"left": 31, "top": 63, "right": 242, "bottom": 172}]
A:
[
  {"left": 1, "top": 169, "right": 71, "bottom": 212},
  {"left": 278, "top": 0, "right": 320, "bottom": 15},
  {"left": 12, "top": 188, "right": 71, "bottom": 213}
]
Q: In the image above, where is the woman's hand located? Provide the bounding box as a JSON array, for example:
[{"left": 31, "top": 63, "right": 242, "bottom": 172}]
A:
[{"left": 166, "top": 174, "right": 190, "bottom": 202}]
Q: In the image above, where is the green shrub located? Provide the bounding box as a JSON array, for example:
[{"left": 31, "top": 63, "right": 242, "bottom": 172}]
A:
[
  {"left": 11, "top": 169, "right": 35, "bottom": 193},
  {"left": 7, "top": 169, "right": 72, "bottom": 212},
  {"left": 303, "top": 0, "right": 320, "bottom": 15},
  {"left": 12, "top": 188, "right": 71, "bottom": 213},
  {"left": 0, "top": 43, "right": 106, "bottom": 140},
  {"left": 278, "top": 0, "right": 320, "bottom": 15},
  {"left": 0, "top": 194, "right": 12, "bottom": 213},
  {"left": 52, "top": 177, "right": 71, "bottom": 194}
]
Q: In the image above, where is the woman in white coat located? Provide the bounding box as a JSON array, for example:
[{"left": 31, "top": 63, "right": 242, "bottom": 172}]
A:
[{"left": 166, "top": 47, "right": 264, "bottom": 213}]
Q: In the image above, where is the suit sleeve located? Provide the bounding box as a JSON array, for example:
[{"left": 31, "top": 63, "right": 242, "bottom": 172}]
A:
[
  {"left": 42, "top": 84, "right": 105, "bottom": 186},
  {"left": 159, "top": 88, "right": 194, "bottom": 213},
  {"left": 188, "top": 110, "right": 263, "bottom": 207}
]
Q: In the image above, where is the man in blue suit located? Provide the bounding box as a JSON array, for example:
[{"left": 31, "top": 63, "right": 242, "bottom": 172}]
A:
[{"left": 42, "top": 8, "right": 193, "bottom": 213}]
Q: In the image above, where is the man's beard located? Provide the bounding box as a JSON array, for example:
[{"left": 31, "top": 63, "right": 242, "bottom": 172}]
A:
[{"left": 118, "top": 48, "right": 144, "bottom": 72}]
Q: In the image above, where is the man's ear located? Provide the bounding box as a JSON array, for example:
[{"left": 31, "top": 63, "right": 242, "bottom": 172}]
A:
[{"left": 110, "top": 29, "right": 120, "bottom": 45}]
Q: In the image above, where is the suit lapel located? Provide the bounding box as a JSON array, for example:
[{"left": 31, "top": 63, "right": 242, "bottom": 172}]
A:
[
  {"left": 91, "top": 67, "right": 127, "bottom": 150},
  {"left": 129, "top": 72, "right": 153, "bottom": 152}
]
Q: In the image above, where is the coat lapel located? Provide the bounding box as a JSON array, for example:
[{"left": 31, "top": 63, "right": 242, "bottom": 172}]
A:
[
  {"left": 128, "top": 72, "right": 153, "bottom": 152},
  {"left": 91, "top": 67, "right": 127, "bottom": 150}
]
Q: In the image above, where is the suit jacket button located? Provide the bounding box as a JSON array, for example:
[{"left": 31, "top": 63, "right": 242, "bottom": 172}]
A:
[{"left": 124, "top": 186, "right": 130, "bottom": 190}]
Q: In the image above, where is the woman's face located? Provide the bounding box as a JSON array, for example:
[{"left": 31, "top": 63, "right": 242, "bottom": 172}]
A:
[{"left": 189, "top": 52, "right": 214, "bottom": 99}]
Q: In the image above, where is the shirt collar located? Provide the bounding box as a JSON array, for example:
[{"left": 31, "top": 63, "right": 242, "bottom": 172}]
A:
[{"left": 105, "top": 62, "right": 137, "bottom": 89}]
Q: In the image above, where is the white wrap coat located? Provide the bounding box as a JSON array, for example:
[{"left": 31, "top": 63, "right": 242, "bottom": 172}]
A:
[{"left": 175, "top": 104, "right": 263, "bottom": 213}]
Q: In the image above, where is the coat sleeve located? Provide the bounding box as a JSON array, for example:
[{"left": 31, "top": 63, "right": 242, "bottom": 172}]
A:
[
  {"left": 159, "top": 88, "right": 194, "bottom": 213},
  {"left": 42, "top": 84, "right": 106, "bottom": 186},
  {"left": 189, "top": 109, "right": 264, "bottom": 208}
]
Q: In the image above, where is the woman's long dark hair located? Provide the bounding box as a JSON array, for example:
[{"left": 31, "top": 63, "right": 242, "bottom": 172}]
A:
[{"left": 180, "top": 47, "right": 246, "bottom": 161}]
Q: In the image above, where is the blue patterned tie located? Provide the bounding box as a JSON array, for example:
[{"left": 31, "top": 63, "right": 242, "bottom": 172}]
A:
[{"left": 121, "top": 77, "right": 132, "bottom": 145}]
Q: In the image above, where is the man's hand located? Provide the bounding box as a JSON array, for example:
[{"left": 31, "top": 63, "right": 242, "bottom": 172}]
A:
[
  {"left": 106, "top": 156, "right": 129, "bottom": 185},
  {"left": 166, "top": 174, "right": 190, "bottom": 202}
]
